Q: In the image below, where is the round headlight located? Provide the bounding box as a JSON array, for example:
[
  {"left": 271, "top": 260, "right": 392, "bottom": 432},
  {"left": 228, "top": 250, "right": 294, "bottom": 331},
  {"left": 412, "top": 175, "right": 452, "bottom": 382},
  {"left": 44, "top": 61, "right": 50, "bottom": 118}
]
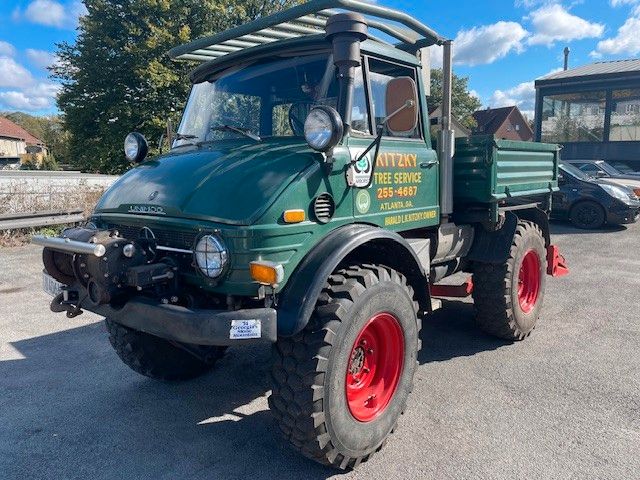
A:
[
  {"left": 304, "top": 106, "right": 343, "bottom": 152},
  {"left": 194, "top": 235, "right": 228, "bottom": 278},
  {"left": 124, "top": 132, "right": 149, "bottom": 163}
]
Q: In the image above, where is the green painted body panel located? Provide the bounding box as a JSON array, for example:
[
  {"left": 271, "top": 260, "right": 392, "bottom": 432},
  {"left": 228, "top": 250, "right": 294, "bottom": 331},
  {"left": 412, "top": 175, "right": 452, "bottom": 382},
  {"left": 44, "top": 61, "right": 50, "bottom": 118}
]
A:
[{"left": 452, "top": 135, "right": 560, "bottom": 204}]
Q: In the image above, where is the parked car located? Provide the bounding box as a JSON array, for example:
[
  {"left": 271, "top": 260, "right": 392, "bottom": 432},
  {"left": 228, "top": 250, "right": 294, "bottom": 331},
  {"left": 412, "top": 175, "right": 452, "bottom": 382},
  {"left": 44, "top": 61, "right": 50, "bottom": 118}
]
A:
[
  {"left": 553, "top": 164, "right": 640, "bottom": 229},
  {"left": 567, "top": 160, "right": 640, "bottom": 197},
  {"left": 610, "top": 162, "right": 640, "bottom": 176}
]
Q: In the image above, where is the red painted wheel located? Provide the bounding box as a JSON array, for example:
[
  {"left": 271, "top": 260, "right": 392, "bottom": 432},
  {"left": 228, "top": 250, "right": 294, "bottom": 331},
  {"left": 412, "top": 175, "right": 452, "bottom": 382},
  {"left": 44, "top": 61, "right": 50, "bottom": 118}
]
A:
[
  {"left": 518, "top": 250, "right": 541, "bottom": 314},
  {"left": 346, "top": 312, "right": 405, "bottom": 422}
]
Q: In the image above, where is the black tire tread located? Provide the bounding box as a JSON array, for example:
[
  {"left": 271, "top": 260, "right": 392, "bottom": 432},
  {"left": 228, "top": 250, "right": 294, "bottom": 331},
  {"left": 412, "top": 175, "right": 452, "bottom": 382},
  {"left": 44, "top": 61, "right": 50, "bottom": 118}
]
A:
[
  {"left": 105, "top": 319, "right": 225, "bottom": 381},
  {"left": 472, "top": 220, "right": 545, "bottom": 341},
  {"left": 269, "top": 264, "right": 419, "bottom": 470}
]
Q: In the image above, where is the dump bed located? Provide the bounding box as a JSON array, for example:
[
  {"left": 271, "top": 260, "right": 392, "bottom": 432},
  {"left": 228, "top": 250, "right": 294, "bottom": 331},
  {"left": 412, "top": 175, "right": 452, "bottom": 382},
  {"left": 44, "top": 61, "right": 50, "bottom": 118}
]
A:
[{"left": 452, "top": 135, "right": 560, "bottom": 205}]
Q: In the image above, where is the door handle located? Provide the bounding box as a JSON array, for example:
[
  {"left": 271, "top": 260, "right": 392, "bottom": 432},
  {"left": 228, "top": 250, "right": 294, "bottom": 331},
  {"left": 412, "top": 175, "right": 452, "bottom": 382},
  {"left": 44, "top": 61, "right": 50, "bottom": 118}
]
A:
[{"left": 420, "top": 161, "right": 437, "bottom": 168}]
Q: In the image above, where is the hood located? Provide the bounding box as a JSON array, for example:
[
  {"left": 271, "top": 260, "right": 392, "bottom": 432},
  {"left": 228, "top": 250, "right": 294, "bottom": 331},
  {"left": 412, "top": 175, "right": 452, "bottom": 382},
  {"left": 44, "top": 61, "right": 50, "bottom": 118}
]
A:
[
  {"left": 95, "top": 138, "right": 318, "bottom": 225},
  {"left": 597, "top": 176, "right": 640, "bottom": 189}
]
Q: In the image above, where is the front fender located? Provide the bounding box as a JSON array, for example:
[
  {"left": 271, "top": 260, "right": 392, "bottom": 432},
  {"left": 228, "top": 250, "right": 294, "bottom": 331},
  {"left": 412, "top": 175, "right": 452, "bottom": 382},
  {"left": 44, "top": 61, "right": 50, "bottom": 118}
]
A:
[{"left": 277, "top": 224, "right": 428, "bottom": 337}]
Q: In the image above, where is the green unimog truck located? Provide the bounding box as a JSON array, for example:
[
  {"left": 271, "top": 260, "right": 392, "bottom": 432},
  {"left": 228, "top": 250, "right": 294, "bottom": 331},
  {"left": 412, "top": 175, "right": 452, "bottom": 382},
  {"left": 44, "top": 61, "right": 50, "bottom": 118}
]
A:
[{"left": 34, "top": 0, "right": 569, "bottom": 470}]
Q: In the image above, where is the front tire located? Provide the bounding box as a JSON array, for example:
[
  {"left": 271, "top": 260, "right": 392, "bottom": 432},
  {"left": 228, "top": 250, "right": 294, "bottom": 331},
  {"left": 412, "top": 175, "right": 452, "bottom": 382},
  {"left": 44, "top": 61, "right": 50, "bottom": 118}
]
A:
[
  {"left": 105, "top": 319, "right": 226, "bottom": 381},
  {"left": 269, "top": 265, "right": 420, "bottom": 469},
  {"left": 472, "top": 221, "right": 547, "bottom": 340}
]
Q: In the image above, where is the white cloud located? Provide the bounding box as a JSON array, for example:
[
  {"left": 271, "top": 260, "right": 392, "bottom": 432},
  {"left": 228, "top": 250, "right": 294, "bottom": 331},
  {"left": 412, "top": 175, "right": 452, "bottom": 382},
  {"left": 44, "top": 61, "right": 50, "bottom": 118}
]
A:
[
  {"left": 527, "top": 4, "right": 604, "bottom": 46},
  {"left": 0, "top": 57, "right": 35, "bottom": 88},
  {"left": 489, "top": 81, "right": 536, "bottom": 112},
  {"left": 26, "top": 49, "right": 58, "bottom": 70},
  {"left": 13, "top": 0, "right": 86, "bottom": 29},
  {"left": 0, "top": 82, "right": 61, "bottom": 111},
  {"left": 455, "top": 22, "right": 528, "bottom": 66},
  {"left": 592, "top": 15, "right": 640, "bottom": 57},
  {"left": 0, "top": 41, "right": 16, "bottom": 57},
  {"left": 429, "top": 21, "right": 528, "bottom": 68}
]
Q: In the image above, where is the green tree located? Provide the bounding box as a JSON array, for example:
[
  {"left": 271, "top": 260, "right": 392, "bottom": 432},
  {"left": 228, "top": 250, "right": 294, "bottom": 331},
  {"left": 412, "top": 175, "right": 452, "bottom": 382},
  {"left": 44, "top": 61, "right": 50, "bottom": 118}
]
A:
[
  {"left": 52, "top": 0, "right": 300, "bottom": 174},
  {"left": 427, "top": 69, "right": 482, "bottom": 129}
]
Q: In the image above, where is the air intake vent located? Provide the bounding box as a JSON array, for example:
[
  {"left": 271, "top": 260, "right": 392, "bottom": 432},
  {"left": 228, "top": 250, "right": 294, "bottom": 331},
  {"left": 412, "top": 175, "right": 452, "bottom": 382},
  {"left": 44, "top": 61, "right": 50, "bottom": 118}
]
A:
[{"left": 313, "top": 193, "right": 335, "bottom": 224}]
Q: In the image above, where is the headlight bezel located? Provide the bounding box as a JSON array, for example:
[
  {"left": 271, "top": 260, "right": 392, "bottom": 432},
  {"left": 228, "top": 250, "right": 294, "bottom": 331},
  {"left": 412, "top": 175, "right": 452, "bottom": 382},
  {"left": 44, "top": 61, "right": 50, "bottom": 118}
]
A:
[
  {"left": 124, "top": 132, "right": 149, "bottom": 164},
  {"left": 304, "top": 106, "right": 343, "bottom": 152},
  {"left": 193, "top": 233, "right": 229, "bottom": 279}
]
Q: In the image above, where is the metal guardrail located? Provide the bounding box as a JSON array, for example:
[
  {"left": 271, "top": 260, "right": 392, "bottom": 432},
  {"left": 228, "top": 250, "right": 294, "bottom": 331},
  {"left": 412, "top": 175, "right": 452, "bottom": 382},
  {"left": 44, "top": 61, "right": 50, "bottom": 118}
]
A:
[{"left": 0, "top": 209, "right": 85, "bottom": 230}]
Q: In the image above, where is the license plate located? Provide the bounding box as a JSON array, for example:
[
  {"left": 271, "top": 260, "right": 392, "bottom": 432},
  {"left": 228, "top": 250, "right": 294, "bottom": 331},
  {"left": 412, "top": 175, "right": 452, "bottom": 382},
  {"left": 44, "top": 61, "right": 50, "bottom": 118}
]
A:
[
  {"left": 42, "top": 272, "right": 64, "bottom": 297},
  {"left": 229, "top": 319, "right": 262, "bottom": 340}
]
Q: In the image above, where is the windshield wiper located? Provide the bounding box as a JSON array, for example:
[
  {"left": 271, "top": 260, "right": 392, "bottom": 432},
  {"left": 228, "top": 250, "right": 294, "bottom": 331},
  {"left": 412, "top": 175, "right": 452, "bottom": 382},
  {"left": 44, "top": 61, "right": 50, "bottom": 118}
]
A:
[
  {"left": 175, "top": 133, "right": 198, "bottom": 141},
  {"left": 211, "top": 124, "right": 261, "bottom": 142}
]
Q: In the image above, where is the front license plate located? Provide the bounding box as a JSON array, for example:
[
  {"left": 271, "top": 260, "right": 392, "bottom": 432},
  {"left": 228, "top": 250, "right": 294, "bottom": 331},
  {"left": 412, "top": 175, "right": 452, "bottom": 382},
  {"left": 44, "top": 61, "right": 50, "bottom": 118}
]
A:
[
  {"left": 229, "top": 319, "right": 262, "bottom": 340},
  {"left": 42, "top": 272, "right": 64, "bottom": 297}
]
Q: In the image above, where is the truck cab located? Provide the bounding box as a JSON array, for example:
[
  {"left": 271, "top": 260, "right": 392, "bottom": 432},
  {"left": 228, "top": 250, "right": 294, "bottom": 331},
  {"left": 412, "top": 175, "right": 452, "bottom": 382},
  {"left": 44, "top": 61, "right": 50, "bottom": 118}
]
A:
[{"left": 34, "top": 0, "right": 568, "bottom": 470}]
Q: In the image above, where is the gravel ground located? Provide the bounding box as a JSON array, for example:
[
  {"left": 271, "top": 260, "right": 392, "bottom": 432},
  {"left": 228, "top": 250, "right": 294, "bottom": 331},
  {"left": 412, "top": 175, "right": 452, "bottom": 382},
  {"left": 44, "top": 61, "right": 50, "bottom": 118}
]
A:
[{"left": 0, "top": 221, "right": 638, "bottom": 480}]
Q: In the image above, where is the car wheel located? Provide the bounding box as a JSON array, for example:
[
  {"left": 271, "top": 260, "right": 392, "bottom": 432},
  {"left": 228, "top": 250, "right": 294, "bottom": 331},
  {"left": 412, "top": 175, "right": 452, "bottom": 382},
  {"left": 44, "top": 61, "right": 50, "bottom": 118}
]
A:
[{"left": 570, "top": 201, "right": 606, "bottom": 229}]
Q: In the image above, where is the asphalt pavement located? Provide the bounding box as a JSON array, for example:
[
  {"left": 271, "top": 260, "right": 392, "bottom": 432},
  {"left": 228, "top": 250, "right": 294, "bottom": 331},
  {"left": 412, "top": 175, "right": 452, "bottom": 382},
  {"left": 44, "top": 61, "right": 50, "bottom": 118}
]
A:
[{"left": 0, "top": 221, "right": 639, "bottom": 479}]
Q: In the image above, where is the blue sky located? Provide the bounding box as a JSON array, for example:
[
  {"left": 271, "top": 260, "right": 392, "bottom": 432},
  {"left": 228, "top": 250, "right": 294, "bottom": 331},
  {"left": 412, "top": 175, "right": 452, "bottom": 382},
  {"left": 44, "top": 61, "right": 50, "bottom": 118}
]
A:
[{"left": 1, "top": 0, "right": 640, "bottom": 117}]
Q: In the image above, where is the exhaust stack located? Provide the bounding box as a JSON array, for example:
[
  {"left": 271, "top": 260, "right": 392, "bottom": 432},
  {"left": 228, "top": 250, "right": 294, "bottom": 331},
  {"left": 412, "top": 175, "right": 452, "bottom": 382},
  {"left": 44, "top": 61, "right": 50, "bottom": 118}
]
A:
[{"left": 439, "top": 40, "right": 455, "bottom": 219}]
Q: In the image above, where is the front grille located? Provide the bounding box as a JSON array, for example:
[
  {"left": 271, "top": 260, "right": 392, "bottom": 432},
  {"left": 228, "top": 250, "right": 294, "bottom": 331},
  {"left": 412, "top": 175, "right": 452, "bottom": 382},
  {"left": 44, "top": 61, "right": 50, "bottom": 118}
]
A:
[{"left": 107, "top": 224, "right": 197, "bottom": 250}]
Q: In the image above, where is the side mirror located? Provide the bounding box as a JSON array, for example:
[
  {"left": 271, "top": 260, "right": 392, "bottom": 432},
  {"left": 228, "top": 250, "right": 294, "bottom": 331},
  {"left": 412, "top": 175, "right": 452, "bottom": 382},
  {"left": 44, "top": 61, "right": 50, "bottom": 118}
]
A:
[
  {"left": 385, "top": 77, "right": 419, "bottom": 135},
  {"left": 558, "top": 173, "right": 565, "bottom": 184},
  {"left": 595, "top": 171, "right": 606, "bottom": 178}
]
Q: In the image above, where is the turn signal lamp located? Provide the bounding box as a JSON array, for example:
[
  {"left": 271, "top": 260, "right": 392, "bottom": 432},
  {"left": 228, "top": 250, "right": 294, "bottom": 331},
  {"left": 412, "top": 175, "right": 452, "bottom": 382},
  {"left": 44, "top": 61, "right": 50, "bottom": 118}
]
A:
[
  {"left": 634, "top": 188, "right": 640, "bottom": 198},
  {"left": 250, "top": 261, "right": 284, "bottom": 286},
  {"left": 283, "top": 209, "right": 306, "bottom": 223}
]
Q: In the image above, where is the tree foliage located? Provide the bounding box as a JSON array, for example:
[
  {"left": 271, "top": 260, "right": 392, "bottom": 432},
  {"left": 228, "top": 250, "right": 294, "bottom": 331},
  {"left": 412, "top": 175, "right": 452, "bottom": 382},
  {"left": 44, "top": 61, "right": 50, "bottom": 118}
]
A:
[
  {"left": 53, "top": 0, "right": 301, "bottom": 173},
  {"left": 427, "top": 69, "right": 482, "bottom": 129}
]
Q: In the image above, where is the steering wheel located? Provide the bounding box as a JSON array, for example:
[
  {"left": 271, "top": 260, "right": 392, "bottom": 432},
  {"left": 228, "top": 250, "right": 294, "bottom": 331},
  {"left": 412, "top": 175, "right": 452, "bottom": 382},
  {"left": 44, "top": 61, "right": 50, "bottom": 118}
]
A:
[{"left": 288, "top": 103, "right": 313, "bottom": 136}]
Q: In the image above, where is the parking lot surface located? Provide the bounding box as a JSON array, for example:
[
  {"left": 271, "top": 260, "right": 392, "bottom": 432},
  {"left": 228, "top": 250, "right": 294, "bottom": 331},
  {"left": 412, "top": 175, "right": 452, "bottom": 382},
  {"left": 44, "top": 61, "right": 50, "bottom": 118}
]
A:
[{"left": 1, "top": 222, "right": 639, "bottom": 480}]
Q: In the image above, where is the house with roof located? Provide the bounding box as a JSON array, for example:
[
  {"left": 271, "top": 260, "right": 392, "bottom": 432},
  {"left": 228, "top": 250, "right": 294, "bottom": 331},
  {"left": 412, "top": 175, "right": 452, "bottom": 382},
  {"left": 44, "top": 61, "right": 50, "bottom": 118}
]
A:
[
  {"left": 0, "top": 116, "right": 47, "bottom": 169},
  {"left": 428, "top": 105, "right": 471, "bottom": 139},
  {"left": 472, "top": 106, "right": 534, "bottom": 142},
  {"left": 535, "top": 58, "right": 640, "bottom": 170}
]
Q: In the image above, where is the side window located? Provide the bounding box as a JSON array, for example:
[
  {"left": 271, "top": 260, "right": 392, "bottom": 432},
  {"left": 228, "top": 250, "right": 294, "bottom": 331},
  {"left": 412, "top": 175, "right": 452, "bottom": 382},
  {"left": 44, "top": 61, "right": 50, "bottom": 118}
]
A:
[
  {"left": 368, "top": 58, "right": 421, "bottom": 139},
  {"left": 351, "top": 66, "right": 370, "bottom": 134}
]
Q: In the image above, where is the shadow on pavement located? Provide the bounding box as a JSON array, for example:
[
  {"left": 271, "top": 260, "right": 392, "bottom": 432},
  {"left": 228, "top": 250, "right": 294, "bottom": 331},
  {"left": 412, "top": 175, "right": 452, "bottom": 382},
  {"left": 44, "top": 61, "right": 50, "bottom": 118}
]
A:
[
  {"left": 1, "top": 303, "right": 508, "bottom": 479},
  {"left": 0, "top": 322, "right": 333, "bottom": 480},
  {"left": 418, "top": 300, "right": 510, "bottom": 364},
  {"left": 549, "top": 220, "right": 627, "bottom": 235}
]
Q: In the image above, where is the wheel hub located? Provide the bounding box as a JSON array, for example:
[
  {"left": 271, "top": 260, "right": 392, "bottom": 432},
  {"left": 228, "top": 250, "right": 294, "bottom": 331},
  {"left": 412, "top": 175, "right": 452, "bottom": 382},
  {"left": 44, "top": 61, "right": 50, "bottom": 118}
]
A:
[
  {"left": 346, "top": 313, "right": 404, "bottom": 422},
  {"left": 518, "top": 250, "right": 541, "bottom": 314}
]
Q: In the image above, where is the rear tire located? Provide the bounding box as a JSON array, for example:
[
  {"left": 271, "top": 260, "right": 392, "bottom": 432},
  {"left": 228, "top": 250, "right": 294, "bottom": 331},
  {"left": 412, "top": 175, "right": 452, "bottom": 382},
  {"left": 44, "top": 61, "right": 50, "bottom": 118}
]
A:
[
  {"left": 472, "top": 221, "right": 547, "bottom": 340},
  {"left": 105, "top": 319, "right": 226, "bottom": 381},
  {"left": 570, "top": 200, "right": 606, "bottom": 229},
  {"left": 269, "top": 264, "right": 420, "bottom": 469}
]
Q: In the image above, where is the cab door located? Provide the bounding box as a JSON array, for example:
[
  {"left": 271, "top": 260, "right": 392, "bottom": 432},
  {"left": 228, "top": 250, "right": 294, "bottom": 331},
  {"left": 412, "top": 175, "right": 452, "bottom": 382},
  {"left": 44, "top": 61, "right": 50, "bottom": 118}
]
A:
[{"left": 347, "top": 56, "right": 439, "bottom": 230}]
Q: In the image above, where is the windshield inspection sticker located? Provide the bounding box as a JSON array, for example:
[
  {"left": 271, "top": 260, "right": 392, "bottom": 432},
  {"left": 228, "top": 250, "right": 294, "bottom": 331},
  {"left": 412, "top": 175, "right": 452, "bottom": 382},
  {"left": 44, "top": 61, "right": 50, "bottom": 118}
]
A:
[
  {"left": 230, "top": 319, "right": 262, "bottom": 340},
  {"left": 347, "top": 155, "right": 373, "bottom": 188}
]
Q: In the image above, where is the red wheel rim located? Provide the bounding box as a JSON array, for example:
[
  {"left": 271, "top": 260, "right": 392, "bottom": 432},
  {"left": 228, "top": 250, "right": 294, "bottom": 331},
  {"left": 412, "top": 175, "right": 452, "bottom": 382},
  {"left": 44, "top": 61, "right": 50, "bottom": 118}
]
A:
[
  {"left": 345, "top": 312, "right": 404, "bottom": 422},
  {"left": 518, "top": 250, "right": 541, "bottom": 314}
]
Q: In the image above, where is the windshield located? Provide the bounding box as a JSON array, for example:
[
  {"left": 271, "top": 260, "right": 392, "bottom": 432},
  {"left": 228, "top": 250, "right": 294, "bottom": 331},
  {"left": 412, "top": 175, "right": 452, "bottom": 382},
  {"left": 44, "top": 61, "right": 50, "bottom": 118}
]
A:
[
  {"left": 175, "top": 53, "right": 368, "bottom": 146},
  {"left": 598, "top": 161, "right": 623, "bottom": 176},
  {"left": 560, "top": 163, "right": 591, "bottom": 181}
]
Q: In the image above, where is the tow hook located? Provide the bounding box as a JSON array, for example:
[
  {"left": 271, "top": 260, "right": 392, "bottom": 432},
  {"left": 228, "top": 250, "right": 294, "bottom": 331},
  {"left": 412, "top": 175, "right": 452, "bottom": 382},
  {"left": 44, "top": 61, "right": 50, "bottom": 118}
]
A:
[{"left": 50, "top": 291, "right": 85, "bottom": 318}]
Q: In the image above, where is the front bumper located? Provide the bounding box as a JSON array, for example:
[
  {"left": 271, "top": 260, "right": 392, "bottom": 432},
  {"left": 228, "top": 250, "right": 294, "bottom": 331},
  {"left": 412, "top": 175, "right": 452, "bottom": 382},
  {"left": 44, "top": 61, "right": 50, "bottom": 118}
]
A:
[
  {"left": 88, "top": 298, "right": 277, "bottom": 346},
  {"left": 607, "top": 203, "right": 640, "bottom": 225}
]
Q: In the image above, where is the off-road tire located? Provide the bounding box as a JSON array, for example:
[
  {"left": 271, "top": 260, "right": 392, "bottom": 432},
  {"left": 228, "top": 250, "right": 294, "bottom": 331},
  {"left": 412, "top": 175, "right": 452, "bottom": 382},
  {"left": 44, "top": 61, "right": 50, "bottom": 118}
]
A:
[
  {"left": 105, "top": 319, "right": 226, "bottom": 381},
  {"left": 472, "top": 221, "right": 547, "bottom": 341},
  {"left": 570, "top": 200, "right": 606, "bottom": 229},
  {"left": 269, "top": 264, "right": 420, "bottom": 470}
]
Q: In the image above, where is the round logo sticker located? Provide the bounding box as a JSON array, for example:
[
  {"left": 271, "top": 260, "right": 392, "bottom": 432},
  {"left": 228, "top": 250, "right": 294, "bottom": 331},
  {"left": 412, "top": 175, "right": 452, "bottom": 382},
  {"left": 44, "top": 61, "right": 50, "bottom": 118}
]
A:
[{"left": 356, "top": 190, "right": 371, "bottom": 215}]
